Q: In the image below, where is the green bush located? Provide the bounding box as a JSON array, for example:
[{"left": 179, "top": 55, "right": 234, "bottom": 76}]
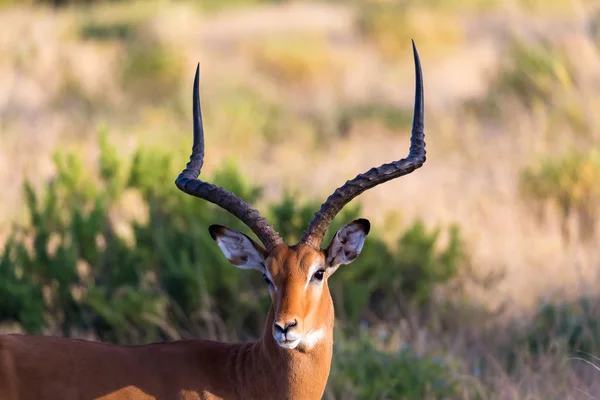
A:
[
  {"left": 80, "top": 20, "right": 135, "bottom": 41},
  {"left": 495, "top": 40, "right": 574, "bottom": 107},
  {"left": 470, "top": 38, "right": 586, "bottom": 133},
  {"left": 0, "top": 133, "right": 473, "bottom": 391},
  {"left": 328, "top": 331, "right": 460, "bottom": 399},
  {"left": 121, "top": 39, "right": 185, "bottom": 104},
  {"left": 16, "top": 0, "right": 281, "bottom": 11},
  {"left": 24, "top": 0, "right": 126, "bottom": 6},
  {"left": 345, "top": 103, "right": 414, "bottom": 133},
  {"left": 526, "top": 297, "right": 600, "bottom": 358},
  {"left": 520, "top": 148, "right": 600, "bottom": 241}
]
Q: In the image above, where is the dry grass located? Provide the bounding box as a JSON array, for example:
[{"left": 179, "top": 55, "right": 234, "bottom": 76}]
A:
[
  {"left": 358, "top": 3, "right": 465, "bottom": 61},
  {"left": 2, "top": 0, "right": 600, "bottom": 397},
  {"left": 245, "top": 33, "right": 341, "bottom": 87}
]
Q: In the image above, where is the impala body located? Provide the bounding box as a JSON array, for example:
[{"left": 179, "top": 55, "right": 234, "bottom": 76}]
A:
[{"left": 0, "top": 42, "right": 426, "bottom": 400}]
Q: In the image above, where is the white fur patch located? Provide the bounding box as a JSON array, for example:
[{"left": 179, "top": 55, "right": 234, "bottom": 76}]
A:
[
  {"left": 305, "top": 262, "right": 324, "bottom": 289},
  {"left": 264, "top": 269, "right": 277, "bottom": 291},
  {"left": 301, "top": 329, "right": 325, "bottom": 349},
  {"left": 274, "top": 329, "right": 325, "bottom": 350}
]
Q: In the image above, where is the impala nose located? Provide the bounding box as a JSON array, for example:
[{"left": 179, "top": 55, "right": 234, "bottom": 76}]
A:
[
  {"left": 274, "top": 319, "right": 297, "bottom": 334},
  {"left": 273, "top": 318, "right": 301, "bottom": 349}
]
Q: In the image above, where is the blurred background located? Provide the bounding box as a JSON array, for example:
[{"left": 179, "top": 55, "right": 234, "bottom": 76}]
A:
[{"left": 1, "top": 0, "right": 600, "bottom": 398}]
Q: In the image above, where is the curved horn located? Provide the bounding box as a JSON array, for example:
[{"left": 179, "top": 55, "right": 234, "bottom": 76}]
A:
[
  {"left": 301, "top": 41, "right": 426, "bottom": 249},
  {"left": 175, "top": 64, "right": 284, "bottom": 252}
]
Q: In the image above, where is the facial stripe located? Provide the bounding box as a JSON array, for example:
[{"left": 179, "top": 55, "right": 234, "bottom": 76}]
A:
[
  {"left": 264, "top": 269, "right": 277, "bottom": 291},
  {"left": 305, "top": 262, "right": 323, "bottom": 289}
]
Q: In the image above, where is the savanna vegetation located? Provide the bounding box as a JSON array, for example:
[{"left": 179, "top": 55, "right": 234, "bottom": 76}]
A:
[{"left": 1, "top": 0, "right": 600, "bottom": 398}]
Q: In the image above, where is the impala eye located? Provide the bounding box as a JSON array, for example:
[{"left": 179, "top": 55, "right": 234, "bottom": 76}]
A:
[{"left": 312, "top": 270, "right": 326, "bottom": 282}]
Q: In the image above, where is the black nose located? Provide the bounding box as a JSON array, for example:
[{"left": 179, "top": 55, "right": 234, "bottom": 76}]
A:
[{"left": 274, "top": 319, "right": 297, "bottom": 334}]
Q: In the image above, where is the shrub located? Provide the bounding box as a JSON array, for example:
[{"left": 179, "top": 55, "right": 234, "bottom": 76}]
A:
[
  {"left": 520, "top": 148, "right": 600, "bottom": 241},
  {"left": 526, "top": 297, "right": 600, "bottom": 358},
  {"left": 344, "top": 103, "right": 414, "bottom": 134},
  {"left": 494, "top": 40, "right": 574, "bottom": 108},
  {"left": 121, "top": 32, "right": 184, "bottom": 104},
  {"left": 25, "top": 0, "right": 128, "bottom": 6},
  {"left": 328, "top": 331, "right": 460, "bottom": 399},
  {"left": 197, "top": 0, "right": 275, "bottom": 13},
  {"left": 206, "top": 85, "right": 295, "bottom": 146},
  {"left": 122, "top": 44, "right": 183, "bottom": 101},
  {"left": 470, "top": 37, "right": 587, "bottom": 134},
  {"left": 0, "top": 133, "right": 471, "bottom": 345},
  {"left": 80, "top": 20, "right": 135, "bottom": 41}
]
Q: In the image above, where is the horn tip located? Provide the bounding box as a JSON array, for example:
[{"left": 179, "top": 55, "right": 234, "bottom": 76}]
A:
[
  {"left": 411, "top": 40, "right": 420, "bottom": 58},
  {"left": 193, "top": 64, "right": 200, "bottom": 95}
]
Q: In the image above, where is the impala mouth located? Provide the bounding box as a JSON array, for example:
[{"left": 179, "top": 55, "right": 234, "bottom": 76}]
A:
[{"left": 276, "top": 337, "right": 302, "bottom": 350}]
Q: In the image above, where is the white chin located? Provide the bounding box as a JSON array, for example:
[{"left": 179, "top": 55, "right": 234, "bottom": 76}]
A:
[{"left": 276, "top": 338, "right": 302, "bottom": 350}]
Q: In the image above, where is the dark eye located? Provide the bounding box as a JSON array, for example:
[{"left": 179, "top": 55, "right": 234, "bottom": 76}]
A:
[
  {"left": 263, "top": 274, "right": 273, "bottom": 286},
  {"left": 312, "top": 270, "right": 326, "bottom": 282}
]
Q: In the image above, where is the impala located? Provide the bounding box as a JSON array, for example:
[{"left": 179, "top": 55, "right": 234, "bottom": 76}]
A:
[{"left": 0, "top": 41, "right": 425, "bottom": 400}]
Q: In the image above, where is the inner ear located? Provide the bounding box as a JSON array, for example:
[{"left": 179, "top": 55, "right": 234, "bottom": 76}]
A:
[
  {"left": 325, "top": 218, "right": 370, "bottom": 272},
  {"left": 209, "top": 225, "right": 268, "bottom": 272}
]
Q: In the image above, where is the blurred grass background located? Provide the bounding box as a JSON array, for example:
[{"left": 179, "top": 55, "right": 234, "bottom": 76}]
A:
[{"left": 1, "top": 0, "right": 600, "bottom": 398}]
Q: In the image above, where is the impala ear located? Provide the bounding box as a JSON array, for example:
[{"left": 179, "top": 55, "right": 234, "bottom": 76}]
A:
[
  {"left": 209, "top": 225, "right": 268, "bottom": 272},
  {"left": 325, "top": 219, "right": 370, "bottom": 274}
]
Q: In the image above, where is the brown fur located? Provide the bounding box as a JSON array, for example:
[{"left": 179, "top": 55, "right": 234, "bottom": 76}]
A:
[{"left": 0, "top": 244, "right": 337, "bottom": 400}]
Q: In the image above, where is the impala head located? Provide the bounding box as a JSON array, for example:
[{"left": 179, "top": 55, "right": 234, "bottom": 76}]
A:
[
  {"left": 207, "top": 219, "right": 370, "bottom": 350},
  {"left": 176, "top": 41, "right": 425, "bottom": 351}
]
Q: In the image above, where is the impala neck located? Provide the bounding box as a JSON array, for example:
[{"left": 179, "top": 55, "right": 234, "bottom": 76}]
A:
[
  {"left": 230, "top": 305, "right": 334, "bottom": 399},
  {"left": 264, "top": 306, "right": 334, "bottom": 398}
]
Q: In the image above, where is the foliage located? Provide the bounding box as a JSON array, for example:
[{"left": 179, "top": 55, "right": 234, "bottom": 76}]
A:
[
  {"left": 15, "top": 0, "right": 283, "bottom": 11},
  {"left": 197, "top": 0, "right": 282, "bottom": 13},
  {"left": 121, "top": 37, "right": 185, "bottom": 104},
  {"left": 80, "top": 20, "right": 135, "bottom": 41},
  {"left": 22, "top": 0, "right": 124, "bottom": 6},
  {"left": 520, "top": 148, "right": 600, "bottom": 241},
  {"left": 207, "top": 85, "right": 300, "bottom": 146},
  {"left": 514, "top": 0, "right": 586, "bottom": 15},
  {"left": 471, "top": 38, "right": 590, "bottom": 134},
  {"left": 268, "top": 195, "right": 469, "bottom": 330},
  {"left": 345, "top": 103, "right": 414, "bottom": 133},
  {"left": 329, "top": 330, "right": 460, "bottom": 399},
  {"left": 525, "top": 296, "right": 600, "bottom": 358},
  {"left": 495, "top": 40, "right": 574, "bottom": 108},
  {"left": 0, "top": 133, "right": 472, "bottom": 393}
]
